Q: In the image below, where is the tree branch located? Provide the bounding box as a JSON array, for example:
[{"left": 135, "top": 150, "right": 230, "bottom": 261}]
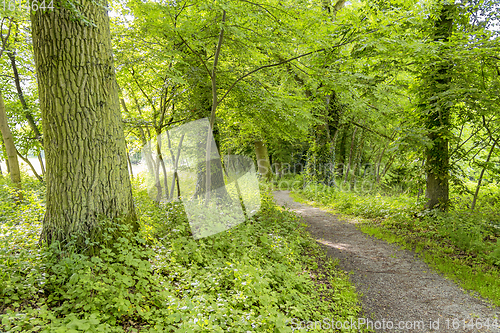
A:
[
  {"left": 349, "top": 119, "right": 392, "bottom": 140},
  {"left": 16, "top": 149, "right": 43, "bottom": 182},
  {"left": 210, "top": 10, "right": 226, "bottom": 128},
  {"left": 0, "top": 17, "right": 13, "bottom": 59},
  {"left": 217, "top": 37, "right": 357, "bottom": 106},
  {"left": 176, "top": 33, "right": 212, "bottom": 79}
]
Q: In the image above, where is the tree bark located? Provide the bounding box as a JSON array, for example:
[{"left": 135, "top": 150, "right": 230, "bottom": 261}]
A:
[
  {"left": 38, "top": 151, "right": 45, "bottom": 176},
  {"left": 31, "top": 0, "right": 138, "bottom": 246},
  {"left": 424, "top": 4, "right": 453, "bottom": 210},
  {"left": 191, "top": 84, "right": 229, "bottom": 202},
  {"left": 1, "top": 135, "right": 10, "bottom": 174},
  {"left": 255, "top": 140, "right": 272, "bottom": 180},
  {"left": 0, "top": 91, "right": 22, "bottom": 199}
]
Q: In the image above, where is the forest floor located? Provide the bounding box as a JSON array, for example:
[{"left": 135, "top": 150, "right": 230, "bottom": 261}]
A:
[{"left": 273, "top": 190, "right": 500, "bottom": 333}]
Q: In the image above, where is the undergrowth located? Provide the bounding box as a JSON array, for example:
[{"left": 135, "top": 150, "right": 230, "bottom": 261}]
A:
[
  {"left": 291, "top": 179, "right": 500, "bottom": 307},
  {"left": 0, "top": 175, "right": 362, "bottom": 332}
]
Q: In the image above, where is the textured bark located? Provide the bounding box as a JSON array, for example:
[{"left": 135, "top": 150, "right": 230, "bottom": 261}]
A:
[
  {"left": 31, "top": 1, "right": 138, "bottom": 245},
  {"left": 424, "top": 5, "right": 453, "bottom": 210},
  {"left": 0, "top": 91, "right": 22, "bottom": 199},
  {"left": 255, "top": 140, "right": 272, "bottom": 180}
]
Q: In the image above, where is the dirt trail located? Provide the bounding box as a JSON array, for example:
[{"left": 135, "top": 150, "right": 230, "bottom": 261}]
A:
[{"left": 274, "top": 190, "right": 500, "bottom": 332}]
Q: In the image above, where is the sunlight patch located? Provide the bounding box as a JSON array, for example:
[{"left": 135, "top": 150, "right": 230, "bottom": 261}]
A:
[{"left": 138, "top": 118, "right": 260, "bottom": 239}]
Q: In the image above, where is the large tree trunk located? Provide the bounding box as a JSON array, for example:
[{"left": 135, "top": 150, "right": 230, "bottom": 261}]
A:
[
  {"left": 0, "top": 91, "right": 22, "bottom": 199},
  {"left": 424, "top": 5, "right": 453, "bottom": 210},
  {"left": 31, "top": 1, "right": 138, "bottom": 246}
]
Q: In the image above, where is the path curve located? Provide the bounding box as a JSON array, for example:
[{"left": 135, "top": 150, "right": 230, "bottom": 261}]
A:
[{"left": 274, "top": 190, "right": 500, "bottom": 333}]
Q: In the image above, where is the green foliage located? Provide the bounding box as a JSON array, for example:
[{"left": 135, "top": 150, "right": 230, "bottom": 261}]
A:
[
  {"left": 299, "top": 182, "right": 418, "bottom": 218},
  {"left": 0, "top": 178, "right": 362, "bottom": 332},
  {"left": 275, "top": 174, "right": 307, "bottom": 192}
]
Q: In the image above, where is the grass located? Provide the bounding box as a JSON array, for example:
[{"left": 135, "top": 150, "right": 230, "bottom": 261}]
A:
[
  {"left": 289, "top": 179, "right": 500, "bottom": 308},
  {"left": 0, "top": 174, "right": 364, "bottom": 332}
]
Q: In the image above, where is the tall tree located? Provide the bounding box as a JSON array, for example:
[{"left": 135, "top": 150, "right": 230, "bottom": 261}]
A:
[
  {"left": 421, "top": 3, "right": 454, "bottom": 210},
  {"left": 31, "top": 0, "right": 138, "bottom": 246}
]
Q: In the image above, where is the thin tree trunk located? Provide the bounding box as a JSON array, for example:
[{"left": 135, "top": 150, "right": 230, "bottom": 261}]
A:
[
  {"left": 120, "top": 97, "right": 155, "bottom": 175},
  {"left": 255, "top": 140, "right": 272, "bottom": 180},
  {"left": 0, "top": 91, "right": 22, "bottom": 200},
  {"left": 169, "top": 133, "right": 185, "bottom": 200},
  {"left": 154, "top": 134, "right": 169, "bottom": 202},
  {"left": 344, "top": 125, "right": 358, "bottom": 184},
  {"left": 8, "top": 51, "right": 43, "bottom": 145},
  {"left": 126, "top": 144, "right": 134, "bottom": 179},
  {"left": 471, "top": 140, "right": 496, "bottom": 211},
  {"left": 154, "top": 154, "right": 163, "bottom": 202},
  {"left": 0, "top": 135, "right": 6, "bottom": 175},
  {"left": 380, "top": 153, "right": 396, "bottom": 180},
  {"left": 37, "top": 150, "right": 45, "bottom": 175},
  {"left": 206, "top": 10, "right": 226, "bottom": 203}
]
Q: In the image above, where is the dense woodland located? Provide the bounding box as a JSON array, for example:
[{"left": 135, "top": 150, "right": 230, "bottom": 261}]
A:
[{"left": 1, "top": 0, "right": 500, "bottom": 331}]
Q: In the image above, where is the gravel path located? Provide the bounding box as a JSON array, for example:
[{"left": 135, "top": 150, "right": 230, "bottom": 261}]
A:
[{"left": 274, "top": 190, "right": 500, "bottom": 332}]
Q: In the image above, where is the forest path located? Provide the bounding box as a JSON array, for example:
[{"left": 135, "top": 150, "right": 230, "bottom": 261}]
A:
[{"left": 273, "top": 190, "right": 500, "bottom": 333}]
